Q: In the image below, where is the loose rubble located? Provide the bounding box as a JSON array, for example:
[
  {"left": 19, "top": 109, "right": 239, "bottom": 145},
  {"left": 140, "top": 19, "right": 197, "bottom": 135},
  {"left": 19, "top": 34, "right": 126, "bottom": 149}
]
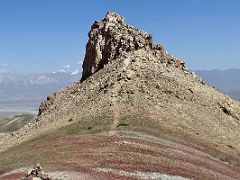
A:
[{"left": 22, "top": 164, "right": 50, "bottom": 180}]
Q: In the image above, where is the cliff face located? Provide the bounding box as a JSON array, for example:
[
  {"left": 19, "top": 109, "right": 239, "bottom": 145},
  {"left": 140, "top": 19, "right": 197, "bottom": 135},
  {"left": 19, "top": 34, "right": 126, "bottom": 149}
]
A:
[{"left": 81, "top": 12, "right": 185, "bottom": 81}]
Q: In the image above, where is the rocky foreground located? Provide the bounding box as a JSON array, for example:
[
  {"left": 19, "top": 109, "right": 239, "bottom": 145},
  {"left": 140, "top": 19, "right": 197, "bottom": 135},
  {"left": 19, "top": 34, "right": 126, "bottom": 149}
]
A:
[{"left": 0, "top": 12, "right": 240, "bottom": 179}]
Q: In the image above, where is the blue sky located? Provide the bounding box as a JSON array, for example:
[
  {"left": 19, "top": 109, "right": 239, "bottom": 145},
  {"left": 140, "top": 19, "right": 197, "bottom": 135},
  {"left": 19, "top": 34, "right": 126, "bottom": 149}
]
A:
[{"left": 0, "top": 0, "right": 240, "bottom": 73}]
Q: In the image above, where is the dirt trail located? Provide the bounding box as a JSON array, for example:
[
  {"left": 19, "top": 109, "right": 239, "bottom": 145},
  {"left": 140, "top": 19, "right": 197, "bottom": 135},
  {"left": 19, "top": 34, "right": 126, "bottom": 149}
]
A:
[
  {"left": 109, "top": 57, "right": 131, "bottom": 136},
  {"left": 109, "top": 100, "right": 120, "bottom": 135}
]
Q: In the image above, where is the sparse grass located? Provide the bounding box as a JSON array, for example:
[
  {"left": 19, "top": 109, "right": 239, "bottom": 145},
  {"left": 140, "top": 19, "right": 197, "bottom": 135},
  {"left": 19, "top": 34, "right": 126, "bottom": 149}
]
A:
[
  {"left": 1, "top": 114, "right": 240, "bottom": 177},
  {"left": 220, "top": 157, "right": 231, "bottom": 163},
  {"left": 117, "top": 123, "right": 129, "bottom": 127},
  {"left": 227, "top": 144, "right": 234, "bottom": 149},
  {"left": 0, "top": 132, "right": 61, "bottom": 170},
  {"left": 117, "top": 116, "right": 165, "bottom": 137},
  {"left": 0, "top": 116, "right": 113, "bottom": 170},
  {"left": 59, "top": 116, "right": 112, "bottom": 135},
  {"left": 0, "top": 115, "right": 171, "bottom": 171}
]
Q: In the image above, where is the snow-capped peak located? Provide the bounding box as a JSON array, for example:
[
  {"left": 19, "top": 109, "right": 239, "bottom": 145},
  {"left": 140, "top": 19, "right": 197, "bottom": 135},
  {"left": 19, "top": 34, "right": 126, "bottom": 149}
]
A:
[
  {"left": 53, "top": 69, "right": 66, "bottom": 74},
  {"left": 71, "top": 69, "right": 80, "bottom": 75}
]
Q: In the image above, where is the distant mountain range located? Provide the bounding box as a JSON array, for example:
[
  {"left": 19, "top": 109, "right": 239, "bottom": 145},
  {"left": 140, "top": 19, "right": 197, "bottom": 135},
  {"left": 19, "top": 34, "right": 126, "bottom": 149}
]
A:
[
  {"left": 0, "top": 68, "right": 239, "bottom": 116},
  {"left": 196, "top": 68, "right": 240, "bottom": 100},
  {"left": 0, "top": 71, "right": 81, "bottom": 115}
]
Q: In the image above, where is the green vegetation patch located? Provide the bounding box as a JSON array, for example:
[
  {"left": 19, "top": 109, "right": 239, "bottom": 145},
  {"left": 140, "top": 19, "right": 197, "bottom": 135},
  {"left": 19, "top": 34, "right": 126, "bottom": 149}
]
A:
[
  {"left": 0, "top": 116, "right": 113, "bottom": 170},
  {"left": 59, "top": 116, "right": 112, "bottom": 135},
  {"left": 0, "top": 115, "right": 167, "bottom": 171},
  {"left": 0, "top": 134, "right": 59, "bottom": 170},
  {"left": 117, "top": 115, "right": 165, "bottom": 137}
]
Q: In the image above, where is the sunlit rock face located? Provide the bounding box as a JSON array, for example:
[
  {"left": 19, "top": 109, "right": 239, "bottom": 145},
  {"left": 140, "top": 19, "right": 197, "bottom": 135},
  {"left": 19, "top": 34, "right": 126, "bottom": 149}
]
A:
[{"left": 81, "top": 11, "right": 175, "bottom": 81}]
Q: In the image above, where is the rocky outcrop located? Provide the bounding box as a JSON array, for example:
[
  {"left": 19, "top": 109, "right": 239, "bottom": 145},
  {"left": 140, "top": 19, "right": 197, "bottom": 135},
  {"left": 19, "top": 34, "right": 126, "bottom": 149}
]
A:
[
  {"left": 22, "top": 165, "right": 50, "bottom": 180},
  {"left": 81, "top": 11, "right": 185, "bottom": 81},
  {"left": 38, "top": 94, "right": 56, "bottom": 116},
  {"left": 1, "top": 12, "right": 240, "bottom": 173},
  {"left": 38, "top": 12, "right": 188, "bottom": 116}
]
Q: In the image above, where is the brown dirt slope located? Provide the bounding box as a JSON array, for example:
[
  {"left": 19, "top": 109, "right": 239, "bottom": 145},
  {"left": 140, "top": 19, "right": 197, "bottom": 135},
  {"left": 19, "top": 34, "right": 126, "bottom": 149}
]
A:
[{"left": 0, "top": 12, "right": 240, "bottom": 179}]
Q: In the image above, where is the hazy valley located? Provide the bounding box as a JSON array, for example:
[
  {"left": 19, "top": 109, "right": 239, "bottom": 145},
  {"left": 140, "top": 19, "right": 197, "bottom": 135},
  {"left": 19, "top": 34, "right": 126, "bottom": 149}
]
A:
[{"left": 0, "top": 72, "right": 81, "bottom": 118}]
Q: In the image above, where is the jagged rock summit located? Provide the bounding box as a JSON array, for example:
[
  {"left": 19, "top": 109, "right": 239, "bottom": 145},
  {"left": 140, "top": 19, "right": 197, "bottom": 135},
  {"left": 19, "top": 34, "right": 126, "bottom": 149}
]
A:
[
  {"left": 38, "top": 11, "right": 188, "bottom": 117},
  {"left": 1, "top": 12, "right": 240, "bottom": 179},
  {"left": 81, "top": 11, "right": 185, "bottom": 81}
]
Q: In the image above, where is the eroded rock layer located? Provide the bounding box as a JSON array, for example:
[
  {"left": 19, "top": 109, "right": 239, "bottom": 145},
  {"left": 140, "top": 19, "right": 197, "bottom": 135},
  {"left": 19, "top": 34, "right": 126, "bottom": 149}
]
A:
[{"left": 81, "top": 11, "right": 185, "bottom": 81}]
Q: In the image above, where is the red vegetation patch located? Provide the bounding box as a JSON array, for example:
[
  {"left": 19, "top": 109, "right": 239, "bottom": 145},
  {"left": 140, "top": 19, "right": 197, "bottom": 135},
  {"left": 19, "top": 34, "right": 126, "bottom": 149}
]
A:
[
  {"left": 40, "top": 134, "right": 240, "bottom": 180},
  {"left": 1, "top": 133, "right": 240, "bottom": 180},
  {"left": 0, "top": 168, "right": 5, "bottom": 175},
  {"left": 1, "top": 172, "right": 26, "bottom": 180}
]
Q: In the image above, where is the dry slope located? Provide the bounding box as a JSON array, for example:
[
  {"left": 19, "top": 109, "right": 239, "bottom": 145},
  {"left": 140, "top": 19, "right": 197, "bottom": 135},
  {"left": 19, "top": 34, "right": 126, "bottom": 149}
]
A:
[{"left": 0, "top": 12, "right": 240, "bottom": 179}]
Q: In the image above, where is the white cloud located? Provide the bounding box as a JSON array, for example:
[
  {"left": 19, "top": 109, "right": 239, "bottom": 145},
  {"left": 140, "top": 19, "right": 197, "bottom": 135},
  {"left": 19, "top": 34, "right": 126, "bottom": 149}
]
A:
[
  {"left": 77, "top": 61, "right": 83, "bottom": 65},
  {"left": 59, "top": 69, "right": 66, "bottom": 73},
  {"left": 64, "top": 64, "right": 71, "bottom": 68},
  {"left": 71, "top": 69, "right": 80, "bottom": 75}
]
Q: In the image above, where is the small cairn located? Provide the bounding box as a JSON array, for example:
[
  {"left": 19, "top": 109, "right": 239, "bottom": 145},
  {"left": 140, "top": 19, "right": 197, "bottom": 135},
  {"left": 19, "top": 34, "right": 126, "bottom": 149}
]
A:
[{"left": 22, "top": 164, "right": 50, "bottom": 180}]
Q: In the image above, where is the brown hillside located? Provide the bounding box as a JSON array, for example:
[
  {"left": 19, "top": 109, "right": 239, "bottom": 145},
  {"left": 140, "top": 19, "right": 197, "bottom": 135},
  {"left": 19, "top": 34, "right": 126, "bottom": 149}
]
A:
[{"left": 0, "top": 12, "right": 240, "bottom": 179}]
